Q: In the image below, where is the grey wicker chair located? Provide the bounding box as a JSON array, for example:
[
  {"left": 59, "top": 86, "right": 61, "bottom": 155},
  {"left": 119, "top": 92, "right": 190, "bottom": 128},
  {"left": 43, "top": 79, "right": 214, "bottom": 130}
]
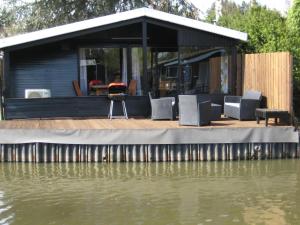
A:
[
  {"left": 178, "top": 95, "right": 211, "bottom": 126},
  {"left": 224, "top": 90, "right": 262, "bottom": 120},
  {"left": 149, "top": 93, "right": 176, "bottom": 120}
]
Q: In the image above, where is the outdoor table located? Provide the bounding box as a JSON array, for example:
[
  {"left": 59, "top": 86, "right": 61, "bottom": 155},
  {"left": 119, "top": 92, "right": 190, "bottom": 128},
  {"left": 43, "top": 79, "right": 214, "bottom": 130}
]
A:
[
  {"left": 255, "top": 108, "right": 289, "bottom": 127},
  {"left": 91, "top": 85, "right": 109, "bottom": 95}
]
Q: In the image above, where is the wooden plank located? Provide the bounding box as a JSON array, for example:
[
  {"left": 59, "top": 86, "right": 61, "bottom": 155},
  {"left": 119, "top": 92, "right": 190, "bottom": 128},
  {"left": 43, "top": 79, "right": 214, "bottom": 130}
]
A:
[
  {"left": 231, "top": 47, "right": 238, "bottom": 95},
  {"left": 236, "top": 54, "right": 242, "bottom": 96},
  {"left": 0, "top": 117, "right": 291, "bottom": 130},
  {"left": 242, "top": 52, "right": 292, "bottom": 112},
  {"left": 209, "top": 57, "right": 221, "bottom": 93}
]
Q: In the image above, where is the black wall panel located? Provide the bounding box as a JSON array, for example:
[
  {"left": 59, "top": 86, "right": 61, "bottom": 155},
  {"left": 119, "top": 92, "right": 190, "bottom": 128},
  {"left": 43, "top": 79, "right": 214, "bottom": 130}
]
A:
[
  {"left": 9, "top": 45, "right": 78, "bottom": 98},
  {"left": 178, "top": 29, "right": 237, "bottom": 47},
  {"left": 4, "top": 96, "right": 150, "bottom": 119}
]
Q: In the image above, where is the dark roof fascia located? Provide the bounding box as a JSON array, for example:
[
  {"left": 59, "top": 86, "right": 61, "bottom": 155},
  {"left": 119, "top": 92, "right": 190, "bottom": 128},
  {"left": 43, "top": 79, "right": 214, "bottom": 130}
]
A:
[
  {"left": 4, "top": 16, "right": 241, "bottom": 52},
  {"left": 4, "top": 17, "right": 145, "bottom": 52},
  {"left": 145, "top": 17, "right": 242, "bottom": 44}
]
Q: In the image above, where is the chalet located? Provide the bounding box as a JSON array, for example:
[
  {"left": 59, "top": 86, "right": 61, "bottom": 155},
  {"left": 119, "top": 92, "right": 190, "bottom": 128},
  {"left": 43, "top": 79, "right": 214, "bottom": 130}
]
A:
[{"left": 0, "top": 7, "right": 246, "bottom": 119}]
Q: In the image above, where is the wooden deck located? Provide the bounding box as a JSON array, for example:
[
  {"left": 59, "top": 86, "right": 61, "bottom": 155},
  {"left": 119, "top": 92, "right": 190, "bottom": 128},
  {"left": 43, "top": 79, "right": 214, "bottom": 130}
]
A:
[
  {"left": 0, "top": 116, "right": 289, "bottom": 130},
  {"left": 0, "top": 117, "right": 298, "bottom": 163}
]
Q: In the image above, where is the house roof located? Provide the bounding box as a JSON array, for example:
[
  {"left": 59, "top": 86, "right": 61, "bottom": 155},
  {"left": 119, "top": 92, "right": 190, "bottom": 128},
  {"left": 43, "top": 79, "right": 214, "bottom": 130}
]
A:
[{"left": 0, "top": 7, "right": 247, "bottom": 50}]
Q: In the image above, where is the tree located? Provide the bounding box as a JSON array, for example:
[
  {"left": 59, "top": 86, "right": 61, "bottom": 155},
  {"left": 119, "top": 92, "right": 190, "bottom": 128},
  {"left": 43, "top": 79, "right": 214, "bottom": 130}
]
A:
[
  {"left": 287, "top": 0, "right": 300, "bottom": 75},
  {"left": 0, "top": 1, "right": 19, "bottom": 37},
  {"left": 287, "top": 0, "right": 300, "bottom": 116},
  {"left": 205, "top": 0, "right": 300, "bottom": 117},
  {"left": 0, "top": 0, "right": 199, "bottom": 35},
  {"left": 206, "top": 0, "right": 289, "bottom": 53}
]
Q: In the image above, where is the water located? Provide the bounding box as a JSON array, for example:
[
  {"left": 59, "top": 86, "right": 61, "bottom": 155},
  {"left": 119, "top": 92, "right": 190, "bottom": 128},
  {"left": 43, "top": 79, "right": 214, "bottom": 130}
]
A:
[{"left": 0, "top": 160, "right": 299, "bottom": 225}]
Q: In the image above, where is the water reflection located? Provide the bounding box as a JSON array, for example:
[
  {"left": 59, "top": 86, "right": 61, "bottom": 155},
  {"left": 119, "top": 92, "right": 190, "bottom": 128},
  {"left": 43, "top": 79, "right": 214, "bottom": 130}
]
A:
[
  {"left": 0, "top": 191, "right": 14, "bottom": 225},
  {"left": 1, "top": 160, "right": 298, "bottom": 179},
  {"left": 0, "top": 160, "right": 299, "bottom": 225}
]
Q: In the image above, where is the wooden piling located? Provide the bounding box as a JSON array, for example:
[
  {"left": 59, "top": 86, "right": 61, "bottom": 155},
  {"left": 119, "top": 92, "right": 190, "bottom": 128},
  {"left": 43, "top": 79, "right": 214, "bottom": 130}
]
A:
[{"left": 0, "top": 142, "right": 298, "bottom": 162}]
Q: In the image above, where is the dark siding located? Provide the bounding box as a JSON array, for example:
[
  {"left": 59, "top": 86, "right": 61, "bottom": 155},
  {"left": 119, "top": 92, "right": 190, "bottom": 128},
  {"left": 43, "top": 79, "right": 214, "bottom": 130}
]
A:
[
  {"left": 178, "top": 29, "right": 237, "bottom": 47},
  {"left": 4, "top": 96, "right": 150, "bottom": 119},
  {"left": 9, "top": 46, "right": 78, "bottom": 98}
]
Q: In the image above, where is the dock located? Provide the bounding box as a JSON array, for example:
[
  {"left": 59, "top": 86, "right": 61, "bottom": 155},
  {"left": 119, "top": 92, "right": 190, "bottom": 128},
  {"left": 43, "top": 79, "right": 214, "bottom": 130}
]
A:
[{"left": 0, "top": 117, "right": 299, "bottom": 162}]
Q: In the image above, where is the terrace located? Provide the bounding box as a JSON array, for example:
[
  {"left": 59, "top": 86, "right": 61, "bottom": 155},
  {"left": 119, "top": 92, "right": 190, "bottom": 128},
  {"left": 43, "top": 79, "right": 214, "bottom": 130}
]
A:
[
  {"left": 0, "top": 8, "right": 298, "bottom": 162},
  {"left": 0, "top": 117, "right": 298, "bottom": 162},
  {"left": 0, "top": 116, "right": 292, "bottom": 130}
]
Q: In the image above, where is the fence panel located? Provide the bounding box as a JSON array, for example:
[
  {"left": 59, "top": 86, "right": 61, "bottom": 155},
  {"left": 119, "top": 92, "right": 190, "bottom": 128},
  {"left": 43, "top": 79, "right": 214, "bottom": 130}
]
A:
[{"left": 243, "top": 52, "right": 293, "bottom": 112}]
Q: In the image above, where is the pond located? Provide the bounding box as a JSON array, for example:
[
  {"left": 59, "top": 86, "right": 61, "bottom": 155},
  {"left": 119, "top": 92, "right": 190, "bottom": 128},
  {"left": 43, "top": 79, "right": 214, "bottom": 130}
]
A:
[{"left": 0, "top": 160, "right": 299, "bottom": 225}]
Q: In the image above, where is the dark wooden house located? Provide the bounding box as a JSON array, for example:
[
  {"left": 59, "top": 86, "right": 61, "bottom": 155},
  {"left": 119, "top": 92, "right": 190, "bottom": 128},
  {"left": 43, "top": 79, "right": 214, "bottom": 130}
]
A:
[{"left": 0, "top": 8, "right": 247, "bottom": 119}]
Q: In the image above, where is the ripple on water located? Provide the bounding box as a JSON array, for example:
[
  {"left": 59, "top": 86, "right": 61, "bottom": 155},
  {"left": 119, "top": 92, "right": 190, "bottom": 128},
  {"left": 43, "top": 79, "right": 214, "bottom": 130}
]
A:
[
  {"left": 0, "top": 192, "right": 14, "bottom": 225},
  {"left": 0, "top": 160, "right": 299, "bottom": 225}
]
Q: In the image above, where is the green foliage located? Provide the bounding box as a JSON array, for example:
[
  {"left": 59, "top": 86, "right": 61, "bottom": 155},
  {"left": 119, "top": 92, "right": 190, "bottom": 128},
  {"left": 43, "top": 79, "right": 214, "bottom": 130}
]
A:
[
  {"left": 0, "top": 8, "right": 11, "bottom": 37},
  {"left": 0, "top": 2, "right": 19, "bottom": 37},
  {"left": 287, "top": 0, "right": 300, "bottom": 116},
  {"left": 205, "top": 0, "right": 300, "bottom": 116},
  {"left": 21, "top": 1, "right": 118, "bottom": 31},
  {"left": 0, "top": 0, "right": 198, "bottom": 35},
  {"left": 287, "top": 0, "right": 300, "bottom": 70},
  {"left": 206, "top": 1, "right": 289, "bottom": 53}
]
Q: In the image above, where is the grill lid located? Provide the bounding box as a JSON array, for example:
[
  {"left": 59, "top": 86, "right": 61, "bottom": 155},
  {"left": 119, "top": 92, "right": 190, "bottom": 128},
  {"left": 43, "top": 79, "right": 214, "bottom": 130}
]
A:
[{"left": 108, "top": 82, "right": 127, "bottom": 94}]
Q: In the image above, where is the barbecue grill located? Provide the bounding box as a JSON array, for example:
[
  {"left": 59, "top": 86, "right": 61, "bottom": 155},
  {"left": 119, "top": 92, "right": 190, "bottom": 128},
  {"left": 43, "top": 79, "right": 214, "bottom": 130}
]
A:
[{"left": 108, "top": 82, "right": 128, "bottom": 119}]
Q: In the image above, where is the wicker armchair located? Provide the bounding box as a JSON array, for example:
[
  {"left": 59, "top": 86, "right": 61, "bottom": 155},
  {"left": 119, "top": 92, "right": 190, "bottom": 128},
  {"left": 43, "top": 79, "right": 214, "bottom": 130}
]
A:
[
  {"left": 178, "top": 95, "right": 211, "bottom": 126},
  {"left": 149, "top": 93, "right": 176, "bottom": 120},
  {"left": 224, "top": 90, "right": 262, "bottom": 120}
]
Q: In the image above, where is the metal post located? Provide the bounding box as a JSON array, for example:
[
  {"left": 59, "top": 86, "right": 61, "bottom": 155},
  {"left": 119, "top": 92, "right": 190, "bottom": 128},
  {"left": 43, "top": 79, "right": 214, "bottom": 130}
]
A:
[
  {"left": 177, "top": 47, "right": 182, "bottom": 94},
  {"left": 231, "top": 46, "right": 237, "bottom": 95},
  {"left": 142, "top": 20, "right": 148, "bottom": 93},
  {"left": 155, "top": 49, "right": 159, "bottom": 97},
  {"left": 0, "top": 52, "right": 3, "bottom": 120},
  {"left": 1, "top": 50, "right": 9, "bottom": 120}
]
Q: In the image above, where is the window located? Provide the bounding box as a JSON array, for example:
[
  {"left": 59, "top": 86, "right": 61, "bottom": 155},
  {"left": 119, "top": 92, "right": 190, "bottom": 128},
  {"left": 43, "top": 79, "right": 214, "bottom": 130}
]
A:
[
  {"left": 79, "top": 47, "right": 147, "bottom": 96},
  {"left": 79, "top": 48, "right": 123, "bottom": 95},
  {"left": 156, "top": 51, "right": 178, "bottom": 97}
]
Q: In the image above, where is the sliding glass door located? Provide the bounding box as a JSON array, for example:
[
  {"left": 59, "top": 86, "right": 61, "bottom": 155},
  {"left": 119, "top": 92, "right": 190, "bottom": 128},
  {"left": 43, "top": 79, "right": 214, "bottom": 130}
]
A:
[
  {"left": 79, "top": 48, "right": 123, "bottom": 95},
  {"left": 79, "top": 47, "right": 146, "bottom": 96}
]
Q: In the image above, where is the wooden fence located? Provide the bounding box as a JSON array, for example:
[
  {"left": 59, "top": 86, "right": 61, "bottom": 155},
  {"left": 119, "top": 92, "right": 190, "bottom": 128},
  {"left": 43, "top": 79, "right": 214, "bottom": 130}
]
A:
[{"left": 242, "top": 52, "right": 293, "bottom": 112}]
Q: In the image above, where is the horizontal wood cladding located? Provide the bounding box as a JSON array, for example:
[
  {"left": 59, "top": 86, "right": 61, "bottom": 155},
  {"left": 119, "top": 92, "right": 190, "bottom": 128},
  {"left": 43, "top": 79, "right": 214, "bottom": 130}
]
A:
[
  {"left": 9, "top": 45, "right": 78, "bottom": 98},
  {"left": 4, "top": 96, "right": 150, "bottom": 119}
]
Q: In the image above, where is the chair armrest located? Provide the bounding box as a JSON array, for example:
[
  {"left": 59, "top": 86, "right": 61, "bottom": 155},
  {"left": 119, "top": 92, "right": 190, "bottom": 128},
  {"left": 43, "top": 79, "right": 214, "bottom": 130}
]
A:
[
  {"left": 198, "top": 101, "right": 211, "bottom": 125},
  {"left": 240, "top": 99, "right": 260, "bottom": 119},
  {"left": 224, "top": 95, "right": 242, "bottom": 103},
  {"left": 160, "top": 97, "right": 175, "bottom": 105},
  {"left": 150, "top": 98, "right": 174, "bottom": 120},
  {"left": 198, "top": 101, "right": 211, "bottom": 111},
  {"left": 240, "top": 99, "right": 260, "bottom": 109},
  {"left": 151, "top": 98, "right": 173, "bottom": 106}
]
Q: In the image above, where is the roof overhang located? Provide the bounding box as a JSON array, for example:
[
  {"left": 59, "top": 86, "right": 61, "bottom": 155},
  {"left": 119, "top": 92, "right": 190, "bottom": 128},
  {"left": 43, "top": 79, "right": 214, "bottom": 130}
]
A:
[{"left": 0, "top": 7, "right": 248, "bottom": 50}]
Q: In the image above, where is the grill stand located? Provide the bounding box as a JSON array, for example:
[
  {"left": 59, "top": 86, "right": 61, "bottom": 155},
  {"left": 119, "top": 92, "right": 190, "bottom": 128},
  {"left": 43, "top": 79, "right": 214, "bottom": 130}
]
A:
[{"left": 108, "top": 99, "right": 128, "bottom": 120}]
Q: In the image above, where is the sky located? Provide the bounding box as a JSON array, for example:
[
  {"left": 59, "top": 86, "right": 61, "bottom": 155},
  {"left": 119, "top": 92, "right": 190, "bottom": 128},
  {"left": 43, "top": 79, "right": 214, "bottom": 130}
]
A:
[{"left": 189, "top": 0, "right": 292, "bottom": 16}]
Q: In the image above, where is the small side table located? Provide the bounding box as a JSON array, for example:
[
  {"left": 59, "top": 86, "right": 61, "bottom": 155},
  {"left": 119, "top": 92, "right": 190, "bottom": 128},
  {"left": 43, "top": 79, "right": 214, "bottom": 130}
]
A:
[
  {"left": 255, "top": 108, "right": 289, "bottom": 127},
  {"left": 211, "top": 103, "right": 222, "bottom": 121}
]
